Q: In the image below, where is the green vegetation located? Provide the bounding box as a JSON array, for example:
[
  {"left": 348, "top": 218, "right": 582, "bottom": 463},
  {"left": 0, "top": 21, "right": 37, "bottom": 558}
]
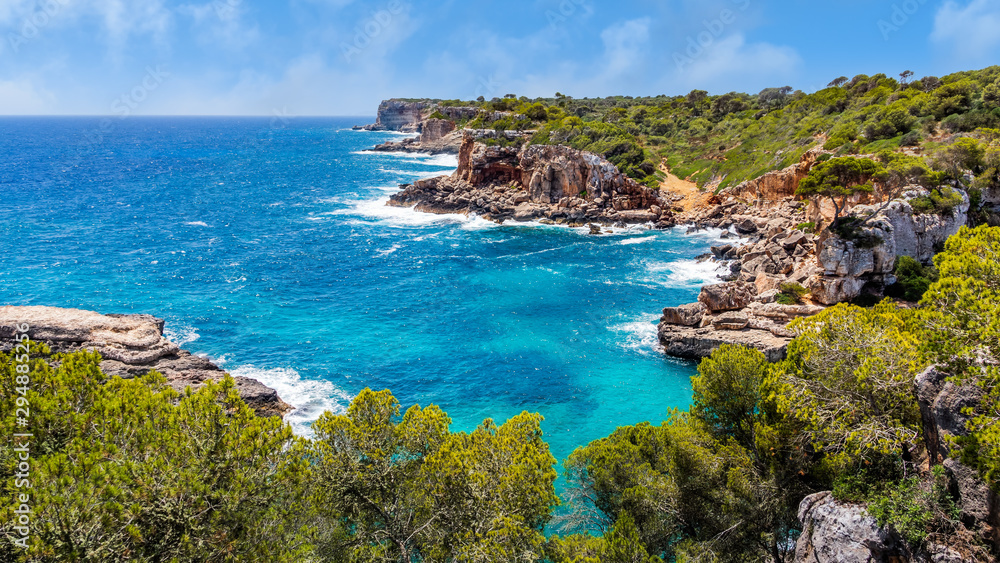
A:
[
  {"left": 412, "top": 66, "right": 1000, "bottom": 194},
  {"left": 776, "top": 282, "right": 809, "bottom": 304},
  {"left": 886, "top": 255, "right": 937, "bottom": 302},
  {"left": 4, "top": 226, "right": 1000, "bottom": 561}
]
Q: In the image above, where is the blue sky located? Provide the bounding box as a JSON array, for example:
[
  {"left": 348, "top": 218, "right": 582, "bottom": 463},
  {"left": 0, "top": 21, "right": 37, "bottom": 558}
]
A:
[{"left": 0, "top": 0, "right": 997, "bottom": 115}]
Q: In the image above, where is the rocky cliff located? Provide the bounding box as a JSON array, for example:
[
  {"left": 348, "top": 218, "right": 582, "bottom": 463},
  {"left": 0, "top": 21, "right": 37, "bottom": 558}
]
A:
[
  {"left": 388, "top": 135, "right": 672, "bottom": 227},
  {"left": 0, "top": 306, "right": 291, "bottom": 417},
  {"left": 791, "top": 366, "right": 999, "bottom": 563},
  {"left": 361, "top": 99, "right": 433, "bottom": 132}
]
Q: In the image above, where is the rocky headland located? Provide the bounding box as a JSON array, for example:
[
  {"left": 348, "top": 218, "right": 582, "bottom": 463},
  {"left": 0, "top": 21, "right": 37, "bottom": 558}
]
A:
[
  {"left": 656, "top": 152, "right": 970, "bottom": 363},
  {"left": 358, "top": 99, "right": 494, "bottom": 155},
  {"left": 0, "top": 306, "right": 291, "bottom": 417},
  {"left": 387, "top": 134, "right": 672, "bottom": 228}
]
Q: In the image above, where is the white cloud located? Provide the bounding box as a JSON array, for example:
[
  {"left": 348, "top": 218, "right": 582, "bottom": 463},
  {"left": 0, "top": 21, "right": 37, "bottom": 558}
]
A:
[
  {"left": 180, "top": 0, "right": 260, "bottom": 50},
  {"left": 598, "top": 18, "right": 651, "bottom": 81},
  {"left": 0, "top": 77, "right": 56, "bottom": 113},
  {"left": 932, "top": 0, "right": 1000, "bottom": 62},
  {"left": 667, "top": 34, "right": 800, "bottom": 94}
]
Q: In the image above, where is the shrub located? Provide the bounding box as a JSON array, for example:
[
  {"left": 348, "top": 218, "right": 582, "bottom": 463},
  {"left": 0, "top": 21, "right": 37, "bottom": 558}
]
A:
[
  {"left": 795, "top": 222, "right": 817, "bottom": 233},
  {"left": 909, "top": 187, "right": 964, "bottom": 217},
  {"left": 777, "top": 282, "right": 809, "bottom": 304},
  {"left": 867, "top": 466, "right": 959, "bottom": 546},
  {"left": 900, "top": 131, "right": 921, "bottom": 146},
  {"left": 885, "top": 255, "right": 935, "bottom": 301}
]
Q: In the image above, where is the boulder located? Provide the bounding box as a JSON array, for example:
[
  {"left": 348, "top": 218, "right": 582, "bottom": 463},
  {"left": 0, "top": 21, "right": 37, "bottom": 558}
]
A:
[
  {"left": 657, "top": 323, "right": 790, "bottom": 362},
  {"left": 698, "top": 281, "right": 756, "bottom": 312},
  {"left": 661, "top": 302, "right": 707, "bottom": 327},
  {"left": 793, "top": 492, "right": 905, "bottom": 562},
  {"left": 711, "top": 313, "right": 749, "bottom": 330}
]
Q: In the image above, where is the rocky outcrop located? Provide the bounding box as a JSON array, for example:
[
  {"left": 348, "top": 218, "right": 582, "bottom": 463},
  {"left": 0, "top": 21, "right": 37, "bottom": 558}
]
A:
[
  {"left": 388, "top": 135, "right": 671, "bottom": 227},
  {"left": 656, "top": 322, "right": 790, "bottom": 362},
  {"left": 794, "top": 492, "right": 907, "bottom": 562},
  {"left": 0, "top": 306, "right": 291, "bottom": 417},
  {"left": 807, "top": 187, "right": 970, "bottom": 304},
  {"left": 362, "top": 99, "right": 433, "bottom": 132}
]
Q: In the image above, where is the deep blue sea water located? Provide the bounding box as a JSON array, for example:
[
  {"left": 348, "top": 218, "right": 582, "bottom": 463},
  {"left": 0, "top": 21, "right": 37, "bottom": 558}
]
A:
[{"left": 0, "top": 116, "right": 731, "bottom": 481}]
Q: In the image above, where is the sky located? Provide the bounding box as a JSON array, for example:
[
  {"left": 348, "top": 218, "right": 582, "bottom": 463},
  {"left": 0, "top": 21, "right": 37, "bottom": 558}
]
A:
[{"left": 0, "top": 0, "right": 997, "bottom": 116}]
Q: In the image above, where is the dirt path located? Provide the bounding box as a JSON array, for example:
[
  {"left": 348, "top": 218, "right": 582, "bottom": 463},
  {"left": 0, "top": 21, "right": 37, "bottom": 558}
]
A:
[{"left": 659, "top": 161, "right": 712, "bottom": 212}]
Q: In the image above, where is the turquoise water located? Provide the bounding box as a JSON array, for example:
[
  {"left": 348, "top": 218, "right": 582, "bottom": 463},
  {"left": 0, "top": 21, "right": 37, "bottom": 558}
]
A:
[{"left": 0, "top": 116, "right": 729, "bottom": 475}]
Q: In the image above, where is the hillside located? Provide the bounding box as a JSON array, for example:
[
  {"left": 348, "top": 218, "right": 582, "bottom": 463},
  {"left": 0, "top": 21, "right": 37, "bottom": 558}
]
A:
[{"left": 389, "top": 66, "right": 1000, "bottom": 199}]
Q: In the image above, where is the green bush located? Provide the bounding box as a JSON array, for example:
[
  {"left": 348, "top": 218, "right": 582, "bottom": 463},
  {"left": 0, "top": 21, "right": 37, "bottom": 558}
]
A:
[
  {"left": 867, "top": 466, "right": 959, "bottom": 546},
  {"left": 777, "top": 282, "right": 809, "bottom": 304},
  {"left": 909, "top": 187, "right": 964, "bottom": 217},
  {"left": 795, "top": 222, "right": 817, "bottom": 233},
  {"left": 885, "top": 255, "right": 936, "bottom": 302}
]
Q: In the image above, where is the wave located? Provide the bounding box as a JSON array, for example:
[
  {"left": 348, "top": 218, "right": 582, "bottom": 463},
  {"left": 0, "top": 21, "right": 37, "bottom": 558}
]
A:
[
  {"left": 618, "top": 235, "right": 658, "bottom": 245},
  {"left": 225, "top": 364, "right": 353, "bottom": 437},
  {"left": 335, "top": 196, "right": 474, "bottom": 228},
  {"left": 163, "top": 322, "right": 200, "bottom": 346},
  {"left": 646, "top": 258, "right": 726, "bottom": 287},
  {"left": 184, "top": 221, "right": 210, "bottom": 227},
  {"left": 609, "top": 315, "right": 663, "bottom": 356}
]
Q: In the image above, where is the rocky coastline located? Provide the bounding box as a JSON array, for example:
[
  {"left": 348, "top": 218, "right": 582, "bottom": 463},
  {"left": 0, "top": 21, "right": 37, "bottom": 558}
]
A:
[
  {"left": 387, "top": 134, "right": 673, "bottom": 228},
  {"left": 0, "top": 306, "right": 291, "bottom": 418}
]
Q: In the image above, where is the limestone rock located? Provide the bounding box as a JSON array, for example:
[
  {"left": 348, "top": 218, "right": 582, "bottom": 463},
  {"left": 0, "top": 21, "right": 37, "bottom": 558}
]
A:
[
  {"left": 388, "top": 136, "right": 669, "bottom": 227},
  {"left": 794, "top": 492, "right": 905, "bottom": 563},
  {"left": 656, "top": 322, "right": 789, "bottom": 362},
  {"left": 0, "top": 306, "right": 291, "bottom": 418},
  {"left": 711, "top": 313, "right": 749, "bottom": 330},
  {"left": 698, "top": 281, "right": 756, "bottom": 312},
  {"left": 661, "top": 302, "right": 706, "bottom": 327}
]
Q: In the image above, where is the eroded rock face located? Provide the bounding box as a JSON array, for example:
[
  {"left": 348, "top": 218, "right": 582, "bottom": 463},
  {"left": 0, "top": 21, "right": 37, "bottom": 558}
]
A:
[
  {"left": 388, "top": 136, "right": 670, "bottom": 227},
  {"left": 698, "top": 281, "right": 756, "bottom": 312},
  {"left": 368, "top": 99, "right": 432, "bottom": 131},
  {"left": 656, "top": 322, "right": 790, "bottom": 362},
  {"left": 723, "top": 149, "right": 822, "bottom": 203},
  {"left": 0, "top": 306, "right": 291, "bottom": 417},
  {"left": 661, "top": 302, "right": 706, "bottom": 327},
  {"left": 794, "top": 492, "right": 905, "bottom": 562},
  {"left": 420, "top": 118, "right": 457, "bottom": 143}
]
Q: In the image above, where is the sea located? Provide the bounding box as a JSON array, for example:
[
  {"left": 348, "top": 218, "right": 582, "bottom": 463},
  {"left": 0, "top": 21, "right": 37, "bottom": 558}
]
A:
[{"left": 0, "top": 116, "right": 732, "bottom": 481}]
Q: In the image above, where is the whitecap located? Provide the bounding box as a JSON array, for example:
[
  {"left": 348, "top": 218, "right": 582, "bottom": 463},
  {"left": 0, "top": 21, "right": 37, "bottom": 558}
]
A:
[
  {"left": 609, "top": 315, "right": 663, "bottom": 356},
  {"left": 164, "top": 323, "right": 200, "bottom": 346},
  {"left": 225, "top": 364, "right": 354, "bottom": 437},
  {"left": 647, "top": 258, "right": 726, "bottom": 287},
  {"left": 618, "top": 235, "right": 657, "bottom": 245},
  {"left": 335, "top": 196, "right": 473, "bottom": 228},
  {"left": 184, "top": 221, "right": 210, "bottom": 227}
]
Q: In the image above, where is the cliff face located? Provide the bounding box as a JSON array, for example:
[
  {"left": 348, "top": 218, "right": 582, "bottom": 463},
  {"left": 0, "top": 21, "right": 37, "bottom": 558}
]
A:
[
  {"left": 722, "top": 149, "right": 822, "bottom": 203},
  {"left": 0, "top": 306, "right": 291, "bottom": 417},
  {"left": 367, "top": 99, "right": 432, "bottom": 132},
  {"left": 389, "top": 135, "right": 671, "bottom": 226}
]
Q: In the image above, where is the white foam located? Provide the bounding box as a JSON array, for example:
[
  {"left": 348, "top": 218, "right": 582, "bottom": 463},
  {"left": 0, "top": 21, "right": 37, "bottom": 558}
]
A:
[
  {"left": 336, "top": 196, "right": 474, "bottom": 228},
  {"left": 225, "top": 364, "right": 353, "bottom": 437},
  {"left": 164, "top": 323, "right": 200, "bottom": 346},
  {"left": 185, "top": 221, "right": 210, "bottom": 227},
  {"left": 609, "top": 315, "right": 663, "bottom": 356},
  {"left": 618, "top": 235, "right": 657, "bottom": 245},
  {"left": 673, "top": 224, "right": 746, "bottom": 244},
  {"left": 376, "top": 243, "right": 402, "bottom": 256},
  {"left": 647, "top": 258, "right": 726, "bottom": 287}
]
